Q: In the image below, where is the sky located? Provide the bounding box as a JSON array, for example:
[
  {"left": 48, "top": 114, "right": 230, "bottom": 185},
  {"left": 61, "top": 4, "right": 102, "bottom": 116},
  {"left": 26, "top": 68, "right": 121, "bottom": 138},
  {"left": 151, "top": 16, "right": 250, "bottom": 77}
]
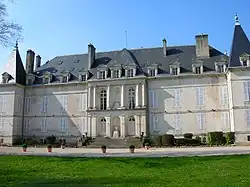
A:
[{"left": 0, "top": 0, "right": 250, "bottom": 71}]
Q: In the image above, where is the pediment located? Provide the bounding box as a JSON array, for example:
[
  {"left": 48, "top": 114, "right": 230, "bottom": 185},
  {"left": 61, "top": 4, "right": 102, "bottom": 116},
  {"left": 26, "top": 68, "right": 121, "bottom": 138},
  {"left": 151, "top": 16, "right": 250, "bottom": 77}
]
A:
[
  {"left": 192, "top": 59, "right": 203, "bottom": 66},
  {"left": 240, "top": 53, "right": 250, "bottom": 58},
  {"left": 2, "top": 72, "right": 10, "bottom": 76}
]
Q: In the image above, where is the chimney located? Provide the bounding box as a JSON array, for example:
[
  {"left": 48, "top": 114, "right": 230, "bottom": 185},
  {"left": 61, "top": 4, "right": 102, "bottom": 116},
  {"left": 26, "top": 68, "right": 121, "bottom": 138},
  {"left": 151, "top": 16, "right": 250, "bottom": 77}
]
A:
[
  {"left": 195, "top": 34, "right": 210, "bottom": 58},
  {"left": 163, "top": 38, "right": 167, "bottom": 57},
  {"left": 88, "top": 43, "right": 95, "bottom": 69},
  {"left": 26, "top": 49, "right": 35, "bottom": 74},
  {"left": 35, "top": 55, "right": 41, "bottom": 70}
]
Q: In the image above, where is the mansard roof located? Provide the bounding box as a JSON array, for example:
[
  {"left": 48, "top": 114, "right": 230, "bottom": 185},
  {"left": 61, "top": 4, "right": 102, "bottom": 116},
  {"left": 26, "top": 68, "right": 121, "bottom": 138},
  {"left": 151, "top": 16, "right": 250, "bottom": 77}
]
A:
[
  {"left": 229, "top": 19, "right": 250, "bottom": 67},
  {"left": 33, "top": 44, "right": 227, "bottom": 84}
]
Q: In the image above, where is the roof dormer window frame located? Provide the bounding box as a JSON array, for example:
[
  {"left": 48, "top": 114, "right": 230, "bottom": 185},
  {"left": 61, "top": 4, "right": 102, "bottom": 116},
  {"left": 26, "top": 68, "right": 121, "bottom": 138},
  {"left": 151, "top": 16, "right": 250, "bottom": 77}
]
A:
[
  {"left": 79, "top": 71, "right": 89, "bottom": 82},
  {"left": 170, "top": 62, "right": 180, "bottom": 75},
  {"left": 42, "top": 72, "right": 52, "bottom": 85},
  {"left": 97, "top": 67, "right": 108, "bottom": 80},
  {"left": 192, "top": 60, "right": 203, "bottom": 74},
  {"left": 147, "top": 63, "right": 158, "bottom": 77},
  {"left": 239, "top": 53, "right": 250, "bottom": 67},
  {"left": 124, "top": 65, "right": 136, "bottom": 78},
  {"left": 60, "top": 70, "right": 71, "bottom": 83},
  {"left": 215, "top": 60, "right": 227, "bottom": 73},
  {"left": 26, "top": 73, "right": 35, "bottom": 85},
  {"left": 110, "top": 65, "right": 122, "bottom": 79}
]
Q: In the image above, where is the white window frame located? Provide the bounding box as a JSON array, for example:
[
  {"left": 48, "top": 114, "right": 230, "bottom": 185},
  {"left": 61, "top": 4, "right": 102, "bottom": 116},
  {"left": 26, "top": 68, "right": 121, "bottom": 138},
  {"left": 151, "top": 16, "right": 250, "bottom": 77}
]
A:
[
  {"left": 24, "top": 97, "right": 32, "bottom": 114},
  {"left": 59, "top": 95, "right": 68, "bottom": 113},
  {"left": 99, "top": 71, "right": 106, "bottom": 79},
  {"left": 221, "top": 112, "right": 229, "bottom": 129},
  {"left": 0, "top": 117, "right": 4, "bottom": 132},
  {"left": 79, "top": 94, "right": 87, "bottom": 111},
  {"left": 81, "top": 117, "right": 87, "bottom": 134},
  {"left": 175, "top": 114, "right": 181, "bottom": 131},
  {"left": 127, "top": 69, "right": 134, "bottom": 77},
  {"left": 220, "top": 86, "right": 228, "bottom": 105},
  {"left": 149, "top": 90, "right": 158, "bottom": 109},
  {"left": 173, "top": 89, "right": 181, "bottom": 107},
  {"left": 243, "top": 81, "right": 250, "bottom": 101},
  {"left": 41, "top": 118, "right": 47, "bottom": 132},
  {"left": 24, "top": 119, "right": 30, "bottom": 133},
  {"left": 246, "top": 110, "right": 250, "bottom": 126},
  {"left": 60, "top": 118, "right": 67, "bottom": 133},
  {"left": 196, "top": 87, "right": 205, "bottom": 106},
  {"left": 152, "top": 115, "right": 159, "bottom": 131},
  {"left": 149, "top": 69, "right": 156, "bottom": 77},
  {"left": 113, "top": 70, "right": 120, "bottom": 78},
  {"left": 41, "top": 96, "right": 49, "bottom": 113},
  {"left": 196, "top": 113, "right": 205, "bottom": 130}
]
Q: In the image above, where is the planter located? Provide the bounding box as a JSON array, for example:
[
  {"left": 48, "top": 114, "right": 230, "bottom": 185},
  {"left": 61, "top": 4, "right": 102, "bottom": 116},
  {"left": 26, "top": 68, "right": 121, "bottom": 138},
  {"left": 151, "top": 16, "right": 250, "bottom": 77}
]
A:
[
  {"left": 101, "top": 148, "right": 106, "bottom": 153},
  {"left": 22, "top": 147, "right": 27, "bottom": 152},
  {"left": 145, "top": 146, "right": 150, "bottom": 150},
  {"left": 129, "top": 148, "right": 135, "bottom": 153},
  {"left": 61, "top": 145, "right": 65, "bottom": 149},
  {"left": 47, "top": 148, "right": 52, "bottom": 152}
]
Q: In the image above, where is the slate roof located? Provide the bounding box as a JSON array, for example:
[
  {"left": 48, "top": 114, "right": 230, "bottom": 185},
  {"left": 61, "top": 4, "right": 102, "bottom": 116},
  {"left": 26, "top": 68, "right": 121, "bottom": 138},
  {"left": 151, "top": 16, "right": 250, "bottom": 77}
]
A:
[
  {"left": 229, "top": 24, "right": 250, "bottom": 67},
  {"left": 33, "top": 44, "right": 228, "bottom": 84}
]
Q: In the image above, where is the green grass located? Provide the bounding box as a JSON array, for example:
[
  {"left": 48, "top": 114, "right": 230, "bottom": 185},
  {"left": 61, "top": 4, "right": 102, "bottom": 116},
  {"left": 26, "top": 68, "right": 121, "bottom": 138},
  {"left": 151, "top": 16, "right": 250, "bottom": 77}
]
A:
[{"left": 1, "top": 155, "right": 250, "bottom": 187}]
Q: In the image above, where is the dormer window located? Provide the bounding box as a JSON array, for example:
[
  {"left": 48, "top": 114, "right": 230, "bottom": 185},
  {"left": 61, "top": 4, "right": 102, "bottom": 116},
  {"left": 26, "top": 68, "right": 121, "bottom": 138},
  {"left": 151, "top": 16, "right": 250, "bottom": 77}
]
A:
[
  {"left": 2, "top": 72, "right": 13, "bottom": 84},
  {"left": 170, "top": 62, "right": 180, "bottom": 75},
  {"left": 60, "top": 70, "right": 70, "bottom": 83},
  {"left": 147, "top": 63, "right": 158, "bottom": 77},
  {"left": 239, "top": 53, "right": 250, "bottom": 66},
  {"left": 78, "top": 69, "right": 89, "bottom": 82},
  {"left": 97, "top": 66, "right": 108, "bottom": 80},
  {"left": 192, "top": 60, "right": 203, "bottom": 74},
  {"left": 26, "top": 73, "right": 35, "bottom": 85},
  {"left": 127, "top": 69, "right": 134, "bottom": 77},
  {"left": 42, "top": 71, "right": 52, "bottom": 84},
  {"left": 215, "top": 60, "right": 227, "bottom": 73},
  {"left": 149, "top": 69, "right": 156, "bottom": 76},
  {"left": 27, "top": 79, "right": 33, "bottom": 85},
  {"left": 79, "top": 74, "right": 87, "bottom": 81},
  {"left": 99, "top": 70, "right": 106, "bottom": 79},
  {"left": 44, "top": 77, "right": 50, "bottom": 84},
  {"left": 62, "top": 76, "right": 67, "bottom": 83},
  {"left": 113, "top": 70, "right": 120, "bottom": 78}
]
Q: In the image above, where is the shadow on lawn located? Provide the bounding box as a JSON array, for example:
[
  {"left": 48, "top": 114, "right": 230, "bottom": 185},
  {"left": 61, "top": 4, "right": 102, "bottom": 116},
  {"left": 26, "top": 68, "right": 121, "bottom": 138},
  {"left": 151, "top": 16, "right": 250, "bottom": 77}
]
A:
[{"left": 14, "top": 177, "right": 151, "bottom": 187}]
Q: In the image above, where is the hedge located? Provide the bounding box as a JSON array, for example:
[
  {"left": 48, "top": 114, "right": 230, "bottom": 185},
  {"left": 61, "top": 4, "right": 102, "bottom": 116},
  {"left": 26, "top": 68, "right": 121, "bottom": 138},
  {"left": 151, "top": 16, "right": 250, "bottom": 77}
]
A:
[
  {"left": 207, "top": 131, "right": 226, "bottom": 145},
  {"left": 225, "top": 132, "right": 235, "bottom": 144},
  {"left": 183, "top": 133, "right": 193, "bottom": 139},
  {"left": 175, "top": 138, "right": 201, "bottom": 146},
  {"left": 162, "top": 134, "right": 174, "bottom": 146}
]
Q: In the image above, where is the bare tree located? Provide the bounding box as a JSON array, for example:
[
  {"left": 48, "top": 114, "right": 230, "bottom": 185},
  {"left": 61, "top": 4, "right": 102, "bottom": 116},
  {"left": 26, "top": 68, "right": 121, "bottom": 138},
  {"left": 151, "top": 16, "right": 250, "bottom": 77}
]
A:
[{"left": 0, "top": 0, "right": 22, "bottom": 47}]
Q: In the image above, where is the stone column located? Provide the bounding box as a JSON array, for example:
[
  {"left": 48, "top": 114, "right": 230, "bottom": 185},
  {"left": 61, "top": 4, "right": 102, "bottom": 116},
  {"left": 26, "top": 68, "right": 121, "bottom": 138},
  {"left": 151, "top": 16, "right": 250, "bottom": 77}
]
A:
[
  {"left": 105, "top": 116, "right": 111, "bottom": 137},
  {"left": 137, "top": 115, "right": 141, "bottom": 136},
  {"left": 140, "top": 114, "right": 146, "bottom": 136},
  {"left": 121, "top": 84, "right": 125, "bottom": 108},
  {"left": 107, "top": 85, "right": 110, "bottom": 109},
  {"left": 88, "top": 86, "right": 92, "bottom": 109},
  {"left": 87, "top": 115, "right": 92, "bottom": 137},
  {"left": 91, "top": 116, "right": 97, "bottom": 137},
  {"left": 135, "top": 116, "right": 138, "bottom": 136},
  {"left": 93, "top": 86, "right": 96, "bottom": 109},
  {"left": 120, "top": 115, "right": 125, "bottom": 138},
  {"left": 141, "top": 83, "right": 146, "bottom": 107},
  {"left": 135, "top": 84, "right": 140, "bottom": 108}
]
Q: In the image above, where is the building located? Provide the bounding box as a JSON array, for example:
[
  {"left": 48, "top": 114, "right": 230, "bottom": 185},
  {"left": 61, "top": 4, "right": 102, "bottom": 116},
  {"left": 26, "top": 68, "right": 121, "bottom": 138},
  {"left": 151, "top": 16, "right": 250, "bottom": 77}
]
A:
[{"left": 0, "top": 16, "right": 250, "bottom": 145}]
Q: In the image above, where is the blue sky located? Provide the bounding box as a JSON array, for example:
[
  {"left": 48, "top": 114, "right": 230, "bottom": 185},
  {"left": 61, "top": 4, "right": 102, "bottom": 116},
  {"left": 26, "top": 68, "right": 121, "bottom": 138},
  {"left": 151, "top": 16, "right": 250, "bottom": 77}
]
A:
[{"left": 0, "top": 0, "right": 250, "bottom": 70}]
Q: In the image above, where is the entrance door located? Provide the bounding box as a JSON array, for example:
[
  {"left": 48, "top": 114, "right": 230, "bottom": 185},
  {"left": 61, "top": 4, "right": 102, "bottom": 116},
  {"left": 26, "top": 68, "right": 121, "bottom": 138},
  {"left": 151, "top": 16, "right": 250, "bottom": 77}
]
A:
[{"left": 127, "top": 116, "right": 135, "bottom": 136}]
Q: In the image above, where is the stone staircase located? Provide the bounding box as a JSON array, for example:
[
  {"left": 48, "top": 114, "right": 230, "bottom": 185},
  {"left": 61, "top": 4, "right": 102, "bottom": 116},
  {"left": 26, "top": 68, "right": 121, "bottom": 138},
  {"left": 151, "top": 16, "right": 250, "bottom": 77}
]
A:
[{"left": 87, "top": 137, "right": 143, "bottom": 148}]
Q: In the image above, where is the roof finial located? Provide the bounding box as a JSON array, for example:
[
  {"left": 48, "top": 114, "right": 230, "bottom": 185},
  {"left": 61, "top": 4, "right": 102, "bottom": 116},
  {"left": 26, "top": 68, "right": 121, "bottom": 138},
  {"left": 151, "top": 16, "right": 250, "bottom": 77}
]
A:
[
  {"left": 235, "top": 13, "right": 240, "bottom": 25},
  {"left": 15, "top": 40, "right": 18, "bottom": 49}
]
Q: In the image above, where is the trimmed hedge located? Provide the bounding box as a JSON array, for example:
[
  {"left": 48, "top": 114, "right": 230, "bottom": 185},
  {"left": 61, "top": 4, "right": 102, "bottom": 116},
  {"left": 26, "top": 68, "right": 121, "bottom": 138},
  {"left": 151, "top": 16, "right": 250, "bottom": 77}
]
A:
[
  {"left": 183, "top": 133, "right": 193, "bottom": 139},
  {"left": 175, "top": 138, "right": 201, "bottom": 146},
  {"left": 162, "top": 134, "right": 174, "bottom": 146},
  {"left": 207, "top": 131, "right": 226, "bottom": 145},
  {"left": 225, "top": 132, "right": 235, "bottom": 144}
]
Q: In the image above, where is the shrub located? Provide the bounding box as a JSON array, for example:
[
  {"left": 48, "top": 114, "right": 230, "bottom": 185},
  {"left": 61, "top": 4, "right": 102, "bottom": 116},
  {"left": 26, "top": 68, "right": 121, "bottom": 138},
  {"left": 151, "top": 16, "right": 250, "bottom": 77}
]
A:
[
  {"left": 47, "top": 144, "right": 52, "bottom": 148},
  {"left": 207, "top": 132, "right": 225, "bottom": 145},
  {"left": 184, "top": 133, "right": 193, "bottom": 139},
  {"left": 143, "top": 136, "right": 152, "bottom": 146},
  {"left": 175, "top": 138, "right": 201, "bottom": 146},
  {"left": 161, "top": 134, "right": 174, "bottom": 146},
  {"left": 195, "top": 136, "right": 201, "bottom": 141},
  {"left": 21, "top": 144, "right": 27, "bottom": 148},
  {"left": 155, "top": 135, "right": 162, "bottom": 146},
  {"left": 101, "top": 145, "right": 106, "bottom": 149},
  {"left": 46, "top": 135, "right": 56, "bottom": 145},
  {"left": 129, "top": 145, "right": 135, "bottom": 149},
  {"left": 225, "top": 132, "right": 235, "bottom": 144},
  {"left": 145, "top": 143, "right": 150, "bottom": 146}
]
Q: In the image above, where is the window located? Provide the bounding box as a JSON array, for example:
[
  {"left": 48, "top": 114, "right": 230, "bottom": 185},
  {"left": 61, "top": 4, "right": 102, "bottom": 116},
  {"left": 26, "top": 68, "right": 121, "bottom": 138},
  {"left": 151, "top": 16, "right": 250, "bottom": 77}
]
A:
[
  {"left": 149, "top": 90, "right": 158, "bottom": 109},
  {"left": 62, "top": 76, "right": 68, "bottom": 83},
  {"left": 99, "top": 71, "right": 106, "bottom": 79},
  {"left": 172, "top": 67, "right": 178, "bottom": 75},
  {"left": 243, "top": 81, "right": 250, "bottom": 101},
  {"left": 173, "top": 89, "right": 181, "bottom": 107},
  {"left": 41, "top": 119, "right": 47, "bottom": 132},
  {"left": 17, "top": 96, "right": 22, "bottom": 113},
  {"left": 248, "top": 136, "right": 250, "bottom": 141},
  {"left": 217, "top": 65, "right": 225, "bottom": 73},
  {"left": 195, "top": 67, "right": 201, "bottom": 74},
  {"left": 60, "top": 119, "right": 67, "bottom": 133},
  {"left": 43, "top": 77, "right": 50, "bottom": 84},
  {"left": 246, "top": 110, "right": 250, "bottom": 126},
  {"left": 127, "top": 69, "right": 134, "bottom": 77},
  {"left": 221, "top": 112, "right": 229, "bottom": 129},
  {"left": 0, "top": 96, "right": 7, "bottom": 113},
  {"left": 196, "top": 113, "right": 205, "bottom": 130},
  {"left": 24, "top": 119, "right": 30, "bottom": 133},
  {"left": 79, "top": 94, "right": 87, "bottom": 111},
  {"left": 149, "top": 69, "right": 156, "bottom": 76},
  {"left": 24, "top": 97, "right": 31, "bottom": 114},
  {"left": 113, "top": 70, "right": 119, "bottom": 78},
  {"left": 28, "top": 79, "right": 33, "bottom": 85},
  {"left": 0, "top": 117, "right": 4, "bottom": 132},
  {"left": 81, "top": 117, "right": 87, "bottom": 134},
  {"left": 100, "top": 118, "right": 106, "bottom": 134},
  {"left": 128, "top": 88, "right": 135, "bottom": 109},
  {"left": 100, "top": 90, "right": 107, "bottom": 110},
  {"left": 80, "top": 75, "right": 87, "bottom": 81},
  {"left": 242, "top": 60, "right": 247, "bottom": 66},
  {"left": 58, "top": 95, "right": 68, "bottom": 113},
  {"left": 152, "top": 115, "right": 159, "bottom": 131},
  {"left": 41, "top": 96, "right": 49, "bottom": 113},
  {"left": 220, "top": 86, "right": 228, "bottom": 105},
  {"left": 196, "top": 87, "right": 204, "bottom": 106},
  {"left": 175, "top": 114, "right": 181, "bottom": 131}
]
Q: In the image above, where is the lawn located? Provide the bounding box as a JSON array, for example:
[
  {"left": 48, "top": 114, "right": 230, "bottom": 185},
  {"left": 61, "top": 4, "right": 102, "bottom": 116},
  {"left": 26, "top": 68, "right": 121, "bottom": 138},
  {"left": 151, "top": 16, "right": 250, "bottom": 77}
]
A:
[{"left": 1, "top": 155, "right": 250, "bottom": 187}]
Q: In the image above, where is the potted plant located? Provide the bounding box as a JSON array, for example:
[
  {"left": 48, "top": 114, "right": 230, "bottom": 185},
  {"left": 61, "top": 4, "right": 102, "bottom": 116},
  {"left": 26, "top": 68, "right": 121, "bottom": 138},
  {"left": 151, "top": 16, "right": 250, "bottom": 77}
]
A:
[
  {"left": 21, "top": 144, "right": 27, "bottom": 152},
  {"left": 47, "top": 144, "right": 52, "bottom": 152},
  {"left": 145, "top": 143, "right": 150, "bottom": 150},
  {"left": 61, "top": 142, "right": 65, "bottom": 149},
  {"left": 101, "top": 145, "right": 107, "bottom": 153},
  {"left": 129, "top": 145, "right": 135, "bottom": 153}
]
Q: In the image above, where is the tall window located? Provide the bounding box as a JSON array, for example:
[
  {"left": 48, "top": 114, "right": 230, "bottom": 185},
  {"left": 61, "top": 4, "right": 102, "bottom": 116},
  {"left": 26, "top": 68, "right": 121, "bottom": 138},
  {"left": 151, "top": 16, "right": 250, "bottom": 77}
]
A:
[
  {"left": 99, "top": 71, "right": 106, "bottom": 79},
  {"left": 24, "top": 97, "right": 31, "bottom": 114},
  {"left": 0, "top": 117, "right": 4, "bottom": 132},
  {"left": 79, "top": 94, "right": 87, "bottom": 111},
  {"left": 220, "top": 86, "right": 228, "bottom": 105},
  {"left": 100, "top": 118, "right": 106, "bottom": 135},
  {"left": 100, "top": 90, "right": 107, "bottom": 110},
  {"left": 41, "top": 96, "right": 49, "bottom": 113},
  {"left": 173, "top": 89, "right": 181, "bottom": 107},
  {"left": 41, "top": 119, "right": 47, "bottom": 132},
  {"left": 221, "top": 112, "right": 229, "bottom": 129},
  {"left": 58, "top": 95, "right": 68, "bottom": 113},
  {"left": 196, "top": 113, "right": 205, "bottom": 130},
  {"left": 196, "top": 87, "right": 205, "bottom": 106},
  {"left": 127, "top": 69, "right": 134, "bottom": 77},
  {"left": 195, "top": 67, "right": 201, "bottom": 74},
  {"left": 246, "top": 110, "right": 250, "bottom": 126},
  {"left": 149, "top": 90, "right": 158, "bottom": 109},
  {"left": 113, "top": 70, "right": 119, "bottom": 78},
  {"left": 0, "top": 96, "right": 7, "bottom": 113},
  {"left": 128, "top": 116, "right": 135, "bottom": 136},
  {"left": 243, "top": 81, "right": 250, "bottom": 101},
  {"left": 60, "top": 119, "right": 67, "bottom": 133},
  {"left": 128, "top": 88, "right": 135, "bottom": 109},
  {"left": 149, "top": 69, "right": 156, "bottom": 77},
  {"left": 175, "top": 114, "right": 181, "bottom": 131},
  {"left": 24, "top": 119, "right": 30, "bottom": 133},
  {"left": 172, "top": 67, "right": 178, "bottom": 75},
  {"left": 152, "top": 115, "right": 159, "bottom": 131}
]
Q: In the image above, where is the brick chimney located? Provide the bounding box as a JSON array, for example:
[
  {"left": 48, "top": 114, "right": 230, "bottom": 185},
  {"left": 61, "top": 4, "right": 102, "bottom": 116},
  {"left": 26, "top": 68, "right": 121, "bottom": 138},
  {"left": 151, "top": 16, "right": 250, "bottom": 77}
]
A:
[
  {"left": 163, "top": 38, "right": 167, "bottom": 57},
  {"left": 26, "top": 49, "right": 35, "bottom": 74},
  {"left": 195, "top": 34, "right": 210, "bottom": 58},
  {"left": 35, "top": 55, "right": 41, "bottom": 70},
  {"left": 88, "top": 43, "right": 95, "bottom": 69}
]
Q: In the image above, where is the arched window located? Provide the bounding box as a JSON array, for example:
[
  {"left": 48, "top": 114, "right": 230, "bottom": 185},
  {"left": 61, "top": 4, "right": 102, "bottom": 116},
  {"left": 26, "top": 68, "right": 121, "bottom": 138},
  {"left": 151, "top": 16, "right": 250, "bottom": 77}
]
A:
[
  {"left": 128, "top": 88, "right": 135, "bottom": 109},
  {"left": 128, "top": 116, "right": 135, "bottom": 122},
  {"left": 100, "top": 89, "right": 107, "bottom": 110}
]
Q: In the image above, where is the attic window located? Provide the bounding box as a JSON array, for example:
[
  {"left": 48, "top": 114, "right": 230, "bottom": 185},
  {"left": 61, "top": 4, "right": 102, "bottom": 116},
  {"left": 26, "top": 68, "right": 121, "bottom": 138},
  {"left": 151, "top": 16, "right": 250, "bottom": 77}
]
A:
[
  {"left": 58, "top": 61, "right": 63, "bottom": 65},
  {"left": 62, "top": 76, "right": 68, "bottom": 83},
  {"left": 113, "top": 70, "right": 120, "bottom": 78},
  {"left": 74, "top": 60, "right": 80, "bottom": 63},
  {"left": 239, "top": 53, "right": 250, "bottom": 66},
  {"left": 217, "top": 65, "right": 224, "bottom": 72},
  {"left": 99, "top": 71, "right": 106, "bottom": 79},
  {"left": 194, "top": 67, "right": 201, "bottom": 74},
  {"left": 171, "top": 67, "right": 179, "bottom": 75},
  {"left": 79, "top": 74, "right": 87, "bottom": 81},
  {"left": 27, "top": 79, "right": 33, "bottom": 85},
  {"left": 127, "top": 69, "right": 134, "bottom": 77},
  {"left": 44, "top": 77, "right": 50, "bottom": 84},
  {"left": 149, "top": 69, "right": 156, "bottom": 76},
  {"left": 192, "top": 61, "right": 203, "bottom": 74}
]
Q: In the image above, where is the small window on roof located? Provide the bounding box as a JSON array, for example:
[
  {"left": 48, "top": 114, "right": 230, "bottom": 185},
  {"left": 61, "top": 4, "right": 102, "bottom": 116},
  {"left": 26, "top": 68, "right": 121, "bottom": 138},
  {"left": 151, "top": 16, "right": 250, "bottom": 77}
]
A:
[
  {"left": 74, "top": 60, "right": 80, "bottom": 63},
  {"left": 58, "top": 61, "right": 63, "bottom": 65}
]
